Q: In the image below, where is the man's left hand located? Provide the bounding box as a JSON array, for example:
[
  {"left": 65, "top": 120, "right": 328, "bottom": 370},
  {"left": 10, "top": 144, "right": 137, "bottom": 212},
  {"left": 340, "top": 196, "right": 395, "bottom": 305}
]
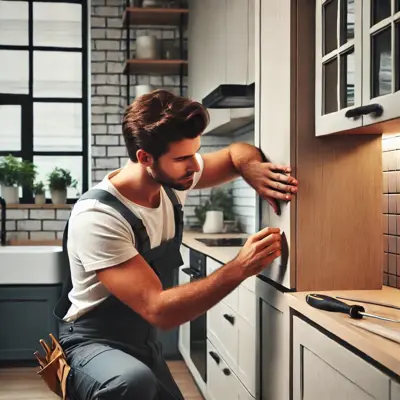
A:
[{"left": 240, "top": 161, "right": 298, "bottom": 215}]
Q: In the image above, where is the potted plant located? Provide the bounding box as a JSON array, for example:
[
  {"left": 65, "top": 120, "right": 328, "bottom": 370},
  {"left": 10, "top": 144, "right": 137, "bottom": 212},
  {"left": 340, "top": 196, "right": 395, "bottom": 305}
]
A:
[
  {"left": 194, "top": 188, "right": 236, "bottom": 233},
  {"left": 33, "top": 181, "right": 46, "bottom": 205},
  {"left": 48, "top": 167, "right": 77, "bottom": 204},
  {"left": 0, "top": 155, "right": 36, "bottom": 204}
]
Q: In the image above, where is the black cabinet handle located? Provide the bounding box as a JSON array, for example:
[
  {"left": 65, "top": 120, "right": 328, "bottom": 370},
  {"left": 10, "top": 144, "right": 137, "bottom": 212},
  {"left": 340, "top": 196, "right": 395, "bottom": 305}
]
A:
[
  {"left": 345, "top": 103, "right": 383, "bottom": 118},
  {"left": 223, "top": 314, "right": 235, "bottom": 325},
  {"left": 223, "top": 368, "right": 231, "bottom": 376},
  {"left": 209, "top": 351, "right": 220, "bottom": 365}
]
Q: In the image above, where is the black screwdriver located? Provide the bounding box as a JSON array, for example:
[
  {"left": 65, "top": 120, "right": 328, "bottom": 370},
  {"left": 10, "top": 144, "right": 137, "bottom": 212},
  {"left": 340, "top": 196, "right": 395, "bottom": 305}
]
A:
[{"left": 306, "top": 294, "right": 400, "bottom": 323}]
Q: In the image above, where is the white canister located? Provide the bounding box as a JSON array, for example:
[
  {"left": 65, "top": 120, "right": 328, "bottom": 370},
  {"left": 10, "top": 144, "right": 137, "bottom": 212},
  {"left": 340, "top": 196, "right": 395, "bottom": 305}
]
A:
[
  {"left": 136, "top": 35, "right": 159, "bottom": 60},
  {"left": 135, "top": 84, "right": 154, "bottom": 98},
  {"left": 1, "top": 185, "right": 19, "bottom": 204},
  {"left": 202, "top": 210, "right": 224, "bottom": 234}
]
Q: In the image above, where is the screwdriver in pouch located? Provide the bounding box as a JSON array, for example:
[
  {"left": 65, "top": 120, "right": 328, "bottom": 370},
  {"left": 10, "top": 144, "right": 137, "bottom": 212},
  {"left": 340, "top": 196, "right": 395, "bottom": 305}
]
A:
[{"left": 306, "top": 294, "right": 400, "bottom": 323}]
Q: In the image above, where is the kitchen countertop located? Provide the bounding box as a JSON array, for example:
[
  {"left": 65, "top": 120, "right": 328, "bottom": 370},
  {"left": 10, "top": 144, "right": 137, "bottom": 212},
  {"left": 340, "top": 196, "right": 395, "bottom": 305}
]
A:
[
  {"left": 182, "top": 230, "right": 249, "bottom": 264},
  {"left": 287, "top": 287, "right": 400, "bottom": 378}
]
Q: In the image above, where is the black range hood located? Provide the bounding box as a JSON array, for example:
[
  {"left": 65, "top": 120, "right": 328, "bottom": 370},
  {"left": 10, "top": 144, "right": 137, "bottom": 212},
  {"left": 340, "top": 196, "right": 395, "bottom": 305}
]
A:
[{"left": 201, "top": 82, "right": 255, "bottom": 109}]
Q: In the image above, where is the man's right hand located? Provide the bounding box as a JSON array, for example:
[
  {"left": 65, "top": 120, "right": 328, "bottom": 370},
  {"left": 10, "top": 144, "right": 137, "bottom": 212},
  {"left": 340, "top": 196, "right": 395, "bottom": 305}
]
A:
[{"left": 235, "top": 227, "right": 281, "bottom": 279}]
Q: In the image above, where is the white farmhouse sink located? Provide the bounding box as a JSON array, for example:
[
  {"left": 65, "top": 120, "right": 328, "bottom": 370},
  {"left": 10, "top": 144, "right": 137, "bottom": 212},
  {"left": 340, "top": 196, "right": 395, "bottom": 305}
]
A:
[{"left": 0, "top": 246, "right": 64, "bottom": 285}]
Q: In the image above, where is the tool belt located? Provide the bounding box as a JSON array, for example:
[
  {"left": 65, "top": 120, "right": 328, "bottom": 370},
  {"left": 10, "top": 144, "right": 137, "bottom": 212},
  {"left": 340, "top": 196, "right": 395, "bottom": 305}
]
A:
[{"left": 34, "top": 333, "right": 71, "bottom": 400}]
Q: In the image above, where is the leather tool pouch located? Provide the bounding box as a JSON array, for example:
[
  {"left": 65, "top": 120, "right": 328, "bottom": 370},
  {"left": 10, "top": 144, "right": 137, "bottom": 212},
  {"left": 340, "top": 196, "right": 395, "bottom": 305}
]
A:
[{"left": 35, "top": 333, "right": 71, "bottom": 400}]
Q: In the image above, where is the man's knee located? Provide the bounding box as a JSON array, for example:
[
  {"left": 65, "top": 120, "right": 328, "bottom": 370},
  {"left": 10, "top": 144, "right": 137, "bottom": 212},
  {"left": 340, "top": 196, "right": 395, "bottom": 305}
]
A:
[{"left": 106, "top": 362, "right": 158, "bottom": 400}]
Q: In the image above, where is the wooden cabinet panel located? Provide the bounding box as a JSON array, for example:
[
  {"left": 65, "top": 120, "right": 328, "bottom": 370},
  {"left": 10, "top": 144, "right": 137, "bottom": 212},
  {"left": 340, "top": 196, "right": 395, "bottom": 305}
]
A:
[
  {"left": 255, "top": 0, "right": 383, "bottom": 292},
  {"left": 293, "top": 316, "right": 391, "bottom": 400}
]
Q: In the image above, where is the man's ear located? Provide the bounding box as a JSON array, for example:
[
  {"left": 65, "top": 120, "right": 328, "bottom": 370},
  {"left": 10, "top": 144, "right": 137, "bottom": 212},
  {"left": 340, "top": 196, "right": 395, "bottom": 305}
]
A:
[{"left": 136, "top": 149, "right": 154, "bottom": 167}]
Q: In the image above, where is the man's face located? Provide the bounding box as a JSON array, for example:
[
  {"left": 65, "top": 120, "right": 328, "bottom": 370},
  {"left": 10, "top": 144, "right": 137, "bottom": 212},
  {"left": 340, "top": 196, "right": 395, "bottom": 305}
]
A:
[{"left": 148, "top": 136, "right": 202, "bottom": 191}]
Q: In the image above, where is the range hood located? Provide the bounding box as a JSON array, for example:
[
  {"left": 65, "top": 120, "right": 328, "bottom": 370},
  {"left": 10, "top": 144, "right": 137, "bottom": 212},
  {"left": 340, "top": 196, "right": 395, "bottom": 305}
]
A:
[{"left": 201, "top": 83, "right": 255, "bottom": 109}]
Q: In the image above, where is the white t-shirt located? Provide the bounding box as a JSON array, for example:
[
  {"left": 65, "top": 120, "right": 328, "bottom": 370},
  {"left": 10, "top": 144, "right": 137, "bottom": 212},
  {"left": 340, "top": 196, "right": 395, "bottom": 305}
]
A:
[{"left": 63, "top": 153, "right": 204, "bottom": 322}]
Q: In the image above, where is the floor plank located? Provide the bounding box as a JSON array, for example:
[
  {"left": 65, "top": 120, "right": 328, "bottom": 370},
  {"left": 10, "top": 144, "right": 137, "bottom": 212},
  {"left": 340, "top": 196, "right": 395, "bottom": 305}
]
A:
[{"left": 0, "top": 361, "right": 204, "bottom": 400}]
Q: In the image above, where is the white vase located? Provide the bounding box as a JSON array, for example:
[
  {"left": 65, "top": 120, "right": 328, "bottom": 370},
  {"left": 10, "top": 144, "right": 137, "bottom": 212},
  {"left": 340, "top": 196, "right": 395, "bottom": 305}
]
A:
[
  {"left": 202, "top": 210, "right": 224, "bottom": 234},
  {"left": 1, "top": 185, "right": 19, "bottom": 204},
  {"left": 51, "top": 189, "right": 67, "bottom": 204},
  {"left": 35, "top": 193, "right": 46, "bottom": 205},
  {"left": 136, "top": 35, "right": 159, "bottom": 59}
]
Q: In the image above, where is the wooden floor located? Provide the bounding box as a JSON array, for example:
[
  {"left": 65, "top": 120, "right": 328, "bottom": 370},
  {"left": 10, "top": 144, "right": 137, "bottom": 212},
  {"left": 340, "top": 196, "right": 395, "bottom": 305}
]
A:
[{"left": 0, "top": 361, "right": 203, "bottom": 400}]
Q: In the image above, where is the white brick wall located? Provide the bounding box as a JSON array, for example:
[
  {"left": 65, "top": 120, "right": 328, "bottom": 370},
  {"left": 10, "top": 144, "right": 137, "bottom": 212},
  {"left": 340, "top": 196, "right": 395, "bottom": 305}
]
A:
[
  {"left": 1, "top": 207, "right": 71, "bottom": 242},
  {"left": 90, "top": 0, "right": 187, "bottom": 186}
]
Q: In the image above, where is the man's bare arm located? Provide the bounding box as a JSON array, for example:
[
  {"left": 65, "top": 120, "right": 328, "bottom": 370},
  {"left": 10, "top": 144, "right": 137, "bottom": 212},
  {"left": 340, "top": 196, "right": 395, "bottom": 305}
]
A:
[{"left": 96, "top": 227, "right": 281, "bottom": 330}]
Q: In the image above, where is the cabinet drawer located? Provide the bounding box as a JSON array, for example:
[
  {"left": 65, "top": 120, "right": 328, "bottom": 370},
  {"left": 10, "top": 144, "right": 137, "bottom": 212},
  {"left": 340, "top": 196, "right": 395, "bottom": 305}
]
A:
[
  {"left": 293, "top": 316, "right": 391, "bottom": 399},
  {"left": 207, "top": 340, "right": 254, "bottom": 400},
  {"left": 208, "top": 300, "right": 238, "bottom": 369},
  {"left": 208, "top": 301, "right": 256, "bottom": 397}
]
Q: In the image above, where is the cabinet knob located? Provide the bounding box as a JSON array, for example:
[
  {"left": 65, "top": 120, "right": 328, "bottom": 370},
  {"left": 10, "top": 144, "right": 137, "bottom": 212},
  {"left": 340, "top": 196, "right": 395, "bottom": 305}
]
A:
[
  {"left": 345, "top": 104, "right": 383, "bottom": 118},
  {"left": 223, "top": 368, "right": 231, "bottom": 376}
]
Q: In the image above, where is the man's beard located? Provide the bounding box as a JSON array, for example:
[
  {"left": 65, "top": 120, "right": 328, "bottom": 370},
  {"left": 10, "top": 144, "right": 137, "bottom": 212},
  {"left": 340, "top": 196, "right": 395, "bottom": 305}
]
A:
[{"left": 147, "top": 163, "right": 194, "bottom": 191}]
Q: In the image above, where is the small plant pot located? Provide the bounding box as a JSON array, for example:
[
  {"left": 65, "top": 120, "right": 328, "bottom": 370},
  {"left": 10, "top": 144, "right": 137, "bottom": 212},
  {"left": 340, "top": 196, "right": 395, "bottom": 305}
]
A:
[
  {"left": 51, "top": 189, "right": 67, "bottom": 204},
  {"left": 1, "top": 185, "right": 19, "bottom": 204},
  {"left": 35, "top": 193, "right": 46, "bottom": 205}
]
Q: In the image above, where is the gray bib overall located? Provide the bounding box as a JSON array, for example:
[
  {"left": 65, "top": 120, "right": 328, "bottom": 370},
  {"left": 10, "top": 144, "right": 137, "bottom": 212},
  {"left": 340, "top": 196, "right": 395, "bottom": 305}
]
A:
[{"left": 54, "top": 187, "right": 185, "bottom": 400}]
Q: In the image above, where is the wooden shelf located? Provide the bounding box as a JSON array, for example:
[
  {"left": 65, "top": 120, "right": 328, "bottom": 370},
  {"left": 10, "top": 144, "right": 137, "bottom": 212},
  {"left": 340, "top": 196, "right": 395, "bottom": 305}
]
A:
[
  {"left": 6, "top": 203, "right": 72, "bottom": 209},
  {"left": 123, "top": 7, "right": 188, "bottom": 26},
  {"left": 123, "top": 59, "right": 188, "bottom": 75}
]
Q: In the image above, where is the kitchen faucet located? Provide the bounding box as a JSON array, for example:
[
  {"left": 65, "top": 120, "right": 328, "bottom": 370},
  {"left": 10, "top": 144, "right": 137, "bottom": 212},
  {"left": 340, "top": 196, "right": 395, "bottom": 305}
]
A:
[{"left": 0, "top": 196, "right": 6, "bottom": 246}]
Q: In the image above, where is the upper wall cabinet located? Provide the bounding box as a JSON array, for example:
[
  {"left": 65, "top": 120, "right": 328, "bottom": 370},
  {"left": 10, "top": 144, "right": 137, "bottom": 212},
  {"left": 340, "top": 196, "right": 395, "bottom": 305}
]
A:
[
  {"left": 316, "top": 0, "right": 400, "bottom": 136},
  {"left": 188, "top": 0, "right": 254, "bottom": 135}
]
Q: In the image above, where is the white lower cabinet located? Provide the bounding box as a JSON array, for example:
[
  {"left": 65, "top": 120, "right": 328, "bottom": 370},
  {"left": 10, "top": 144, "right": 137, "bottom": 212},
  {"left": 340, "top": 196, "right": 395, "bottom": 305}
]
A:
[
  {"left": 206, "top": 256, "right": 256, "bottom": 399},
  {"left": 293, "top": 316, "right": 392, "bottom": 400},
  {"left": 207, "top": 340, "right": 254, "bottom": 400}
]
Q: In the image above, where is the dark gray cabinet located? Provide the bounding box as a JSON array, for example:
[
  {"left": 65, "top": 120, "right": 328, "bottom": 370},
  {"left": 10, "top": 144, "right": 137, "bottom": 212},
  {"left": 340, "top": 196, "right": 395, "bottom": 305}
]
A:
[{"left": 0, "top": 284, "right": 62, "bottom": 362}]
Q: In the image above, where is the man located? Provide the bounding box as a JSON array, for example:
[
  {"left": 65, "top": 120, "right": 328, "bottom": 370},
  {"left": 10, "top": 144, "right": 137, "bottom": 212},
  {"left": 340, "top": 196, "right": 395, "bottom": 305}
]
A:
[{"left": 55, "top": 90, "right": 298, "bottom": 400}]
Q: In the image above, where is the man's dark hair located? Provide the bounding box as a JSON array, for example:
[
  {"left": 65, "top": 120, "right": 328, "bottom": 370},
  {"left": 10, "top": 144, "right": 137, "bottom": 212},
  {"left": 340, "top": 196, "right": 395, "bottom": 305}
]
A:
[{"left": 122, "top": 89, "right": 209, "bottom": 162}]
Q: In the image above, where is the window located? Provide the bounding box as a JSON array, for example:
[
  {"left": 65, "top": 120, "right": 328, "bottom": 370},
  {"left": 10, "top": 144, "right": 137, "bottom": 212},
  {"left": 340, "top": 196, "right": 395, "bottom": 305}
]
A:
[{"left": 0, "top": 0, "right": 88, "bottom": 203}]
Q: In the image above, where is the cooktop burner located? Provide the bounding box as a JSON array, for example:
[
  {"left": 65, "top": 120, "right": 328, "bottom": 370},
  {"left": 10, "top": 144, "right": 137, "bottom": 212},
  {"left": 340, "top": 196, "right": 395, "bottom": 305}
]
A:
[{"left": 195, "top": 237, "right": 247, "bottom": 247}]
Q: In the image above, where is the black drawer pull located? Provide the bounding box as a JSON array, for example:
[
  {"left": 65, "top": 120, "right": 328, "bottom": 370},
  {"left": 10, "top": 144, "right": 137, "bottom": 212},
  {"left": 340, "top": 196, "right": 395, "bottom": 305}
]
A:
[
  {"left": 209, "top": 351, "right": 220, "bottom": 365},
  {"left": 223, "top": 314, "right": 235, "bottom": 325},
  {"left": 345, "top": 104, "right": 383, "bottom": 118},
  {"left": 223, "top": 368, "right": 231, "bottom": 376}
]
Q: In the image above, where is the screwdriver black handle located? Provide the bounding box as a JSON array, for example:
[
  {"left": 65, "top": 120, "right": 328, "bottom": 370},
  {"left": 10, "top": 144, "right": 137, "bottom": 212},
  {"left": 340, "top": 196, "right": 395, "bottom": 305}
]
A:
[{"left": 306, "top": 294, "right": 365, "bottom": 319}]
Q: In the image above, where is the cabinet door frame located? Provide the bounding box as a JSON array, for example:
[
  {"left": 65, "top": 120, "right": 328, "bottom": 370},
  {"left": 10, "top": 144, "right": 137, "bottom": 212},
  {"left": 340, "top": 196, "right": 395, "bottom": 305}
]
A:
[
  {"left": 362, "top": 0, "right": 400, "bottom": 127},
  {"left": 315, "top": 0, "right": 363, "bottom": 136},
  {"left": 293, "top": 314, "right": 391, "bottom": 399}
]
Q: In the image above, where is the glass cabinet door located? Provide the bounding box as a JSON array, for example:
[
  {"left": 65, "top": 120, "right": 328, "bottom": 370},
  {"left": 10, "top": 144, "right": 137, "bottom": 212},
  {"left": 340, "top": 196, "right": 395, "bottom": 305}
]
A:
[
  {"left": 362, "top": 0, "right": 400, "bottom": 127},
  {"left": 316, "top": 0, "right": 363, "bottom": 136}
]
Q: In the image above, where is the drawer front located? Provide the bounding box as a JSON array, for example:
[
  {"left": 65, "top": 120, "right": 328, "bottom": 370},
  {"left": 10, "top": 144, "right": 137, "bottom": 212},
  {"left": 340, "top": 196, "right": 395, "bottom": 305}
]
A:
[
  {"left": 208, "top": 300, "right": 238, "bottom": 369},
  {"left": 207, "top": 340, "right": 254, "bottom": 400}
]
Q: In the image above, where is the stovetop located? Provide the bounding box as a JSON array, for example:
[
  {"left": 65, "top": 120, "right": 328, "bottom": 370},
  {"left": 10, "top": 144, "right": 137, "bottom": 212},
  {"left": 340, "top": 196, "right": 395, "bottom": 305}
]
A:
[{"left": 195, "top": 237, "right": 247, "bottom": 247}]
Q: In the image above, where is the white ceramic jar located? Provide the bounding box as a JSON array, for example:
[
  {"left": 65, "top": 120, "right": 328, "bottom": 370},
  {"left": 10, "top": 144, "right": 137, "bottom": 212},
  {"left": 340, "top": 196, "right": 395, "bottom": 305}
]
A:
[
  {"left": 136, "top": 35, "right": 159, "bottom": 59},
  {"left": 202, "top": 210, "right": 224, "bottom": 234}
]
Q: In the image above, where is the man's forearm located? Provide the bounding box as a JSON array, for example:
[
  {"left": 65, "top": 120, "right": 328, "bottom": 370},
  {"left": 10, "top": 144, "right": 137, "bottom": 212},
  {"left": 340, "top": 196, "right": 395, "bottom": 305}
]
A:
[
  {"left": 228, "top": 142, "right": 264, "bottom": 174},
  {"left": 153, "top": 259, "right": 244, "bottom": 330}
]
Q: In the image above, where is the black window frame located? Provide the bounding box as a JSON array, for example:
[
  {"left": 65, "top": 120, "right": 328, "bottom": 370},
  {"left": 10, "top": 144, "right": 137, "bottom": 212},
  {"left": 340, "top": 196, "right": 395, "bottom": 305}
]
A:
[{"left": 0, "top": 0, "right": 89, "bottom": 204}]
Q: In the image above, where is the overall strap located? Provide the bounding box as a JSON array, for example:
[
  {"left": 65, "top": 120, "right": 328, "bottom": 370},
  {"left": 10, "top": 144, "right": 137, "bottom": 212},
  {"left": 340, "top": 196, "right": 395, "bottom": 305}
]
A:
[{"left": 162, "top": 186, "right": 183, "bottom": 241}]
